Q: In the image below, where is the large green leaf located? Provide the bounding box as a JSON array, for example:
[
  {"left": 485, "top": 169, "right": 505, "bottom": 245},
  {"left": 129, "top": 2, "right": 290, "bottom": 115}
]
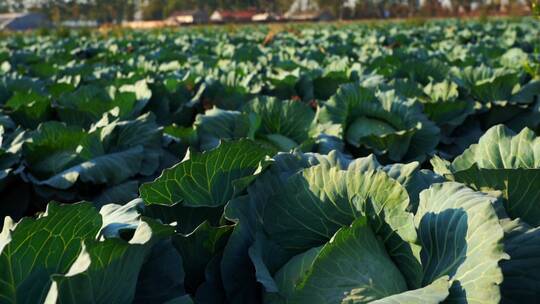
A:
[
  {"left": 5, "top": 90, "right": 52, "bottom": 129},
  {"left": 134, "top": 239, "right": 186, "bottom": 303},
  {"left": 421, "top": 80, "right": 474, "bottom": 129},
  {"left": 260, "top": 163, "right": 422, "bottom": 288},
  {"left": 415, "top": 182, "right": 506, "bottom": 302},
  {"left": 433, "top": 125, "right": 540, "bottom": 226},
  {"left": 220, "top": 151, "right": 359, "bottom": 300},
  {"left": 221, "top": 152, "right": 438, "bottom": 301},
  {"left": 46, "top": 219, "right": 171, "bottom": 304},
  {"left": 432, "top": 125, "right": 540, "bottom": 302},
  {"left": 172, "top": 222, "right": 233, "bottom": 293},
  {"left": 349, "top": 154, "right": 444, "bottom": 212},
  {"left": 0, "top": 202, "right": 102, "bottom": 303},
  {"left": 269, "top": 217, "right": 408, "bottom": 303},
  {"left": 0, "top": 200, "right": 178, "bottom": 304},
  {"left": 194, "top": 108, "right": 255, "bottom": 151},
  {"left": 140, "top": 139, "right": 274, "bottom": 207}
]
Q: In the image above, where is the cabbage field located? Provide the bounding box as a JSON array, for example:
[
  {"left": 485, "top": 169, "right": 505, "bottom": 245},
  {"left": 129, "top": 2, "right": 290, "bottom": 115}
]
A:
[{"left": 1, "top": 18, "right": 540, "bottom": 303}]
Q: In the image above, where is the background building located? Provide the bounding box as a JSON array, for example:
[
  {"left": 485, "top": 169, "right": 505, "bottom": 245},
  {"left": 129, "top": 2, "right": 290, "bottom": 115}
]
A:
[
  {"left": 0, "top": 12, "right": 49, "bottom": 30},
  {"left": 168, "top": 10, "right": 208, "bottom": 24}
]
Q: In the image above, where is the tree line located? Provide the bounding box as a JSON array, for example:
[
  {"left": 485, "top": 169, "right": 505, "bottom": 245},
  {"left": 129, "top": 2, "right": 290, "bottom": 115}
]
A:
[{"left": 0, "top": 0, "right": 532, "bottom": 24}]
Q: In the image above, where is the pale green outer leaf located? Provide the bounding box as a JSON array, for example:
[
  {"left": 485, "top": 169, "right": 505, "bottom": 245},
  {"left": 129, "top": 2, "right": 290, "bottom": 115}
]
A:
[
  {"left": 99, "top": 198, "right": 144, "bottom": 238},
  {"left": 263, "top": 164, "right": 414, "bottom": 248},
  {"left": 270, "top": 217, "right": 408, "bottom": 304},
  {"left": 0, "top": 202, "right": 102, "bottom": 304},
  {"left": 500, "top": 48, "right": 529, "bottom": 69},
  {"left": 452, "top": 168, "right": 540, "bottom": 227},
  {"left": 380, "top": 161, "right": 444, "bottom": 212},
  {"left": 430, "top": 155, "right": 453, "bottom": 177},
  {"left": 421, "top": 80, "right": 474, "bottom": 128},
  {"left": 0, "top": 217, "right": 14, "bottom": 254},
  {"left": 139, "top": 139, "right": 274, "bottom": 207},
  {"left": 424, "top": 81, "right": 459, "bottom": 103},
  {"left": 348, "top": 155, "right": 443, "bottom": 212},
  {"left": 451, "top": 125, "right": 540, "bottom": 171},
  {"left": 433, "top": 124, "right": 540, "bottom": 301},
  {"left": 370, "top": 276, "right": 449, "bottom": 304},
  {"left": 438, "top": 125, "right": 540, "bottom": 226},
  {"left": 347, "top": 154, "right": 381, "bottom": 172},
  {"left": 415, "top": 182, "right": 506, "bottom": 303}
]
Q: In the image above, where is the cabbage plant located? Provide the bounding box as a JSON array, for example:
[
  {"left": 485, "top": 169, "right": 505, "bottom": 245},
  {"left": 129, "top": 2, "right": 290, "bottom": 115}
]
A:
[
  {"left": 221, "top": 152, "right": 505, "bottom": 303},
  {"left": 318, "top": 84, "right": 440, "bottom": 162}
]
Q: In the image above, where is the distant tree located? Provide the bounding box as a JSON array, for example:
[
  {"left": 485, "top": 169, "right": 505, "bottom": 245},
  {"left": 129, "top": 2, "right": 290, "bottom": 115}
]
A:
[
  {"left": 40, "top": 0, "right": 63, "bottom": 24},
  {"left": 163, "top": 0, "right": 202, "bottom": 16},
  {"left": 421, "top": 0, "right": 442, "bottom": 16},
  {"left": 407, "top": 0, "right": 418, "bottom": 15},
  {"left": 450, "top": 0, "right": 471, "bottom": 14},
  {"left": 275, "top": 0, "right": 292, "bottom": 13},
  {"left": 142, "top": 0, "right": 167, "bottom": 19},
  {"left": 318, "top": 0, "right": 341, "bottom": 16},
  {"left": 0, "top": 2, "right": 9, "bottom": 13}
]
